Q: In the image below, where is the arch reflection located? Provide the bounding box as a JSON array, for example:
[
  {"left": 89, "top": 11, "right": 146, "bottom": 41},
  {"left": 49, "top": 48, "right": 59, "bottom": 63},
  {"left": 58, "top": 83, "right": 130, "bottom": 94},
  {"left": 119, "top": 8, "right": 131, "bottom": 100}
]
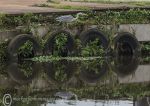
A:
[
  {"left": 79, "top": 60, "right": 108, "bottom": 85},
  {"left": 43, "top": 60, "right": 76, "bottom": 85},
  {"left": 112, "top": 56, "right": 140, "bottom": 77},
  {"left": 7, "top": 61, "right": 40, "bottom": 84}
]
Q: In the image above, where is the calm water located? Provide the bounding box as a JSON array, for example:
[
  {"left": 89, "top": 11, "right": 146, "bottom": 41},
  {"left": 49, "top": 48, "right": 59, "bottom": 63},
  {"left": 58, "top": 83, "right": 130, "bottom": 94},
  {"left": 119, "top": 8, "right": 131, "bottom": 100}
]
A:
[{"left": 0, "top": 56, "right": 150, "bottom": 106}]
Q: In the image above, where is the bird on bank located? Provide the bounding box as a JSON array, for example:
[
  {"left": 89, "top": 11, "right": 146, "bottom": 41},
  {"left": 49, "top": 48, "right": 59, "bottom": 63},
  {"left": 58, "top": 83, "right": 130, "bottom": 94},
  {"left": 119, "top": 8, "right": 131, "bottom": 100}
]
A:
[{"left": 56, "top": 12, "right": 87, "bottom": 23}]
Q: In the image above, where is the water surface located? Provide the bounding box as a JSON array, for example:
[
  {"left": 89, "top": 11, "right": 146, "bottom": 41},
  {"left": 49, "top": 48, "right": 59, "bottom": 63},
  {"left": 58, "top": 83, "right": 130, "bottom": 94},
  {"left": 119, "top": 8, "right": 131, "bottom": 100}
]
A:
[{"left": 0, "top": 56, "right": 150, "bottom": 106}]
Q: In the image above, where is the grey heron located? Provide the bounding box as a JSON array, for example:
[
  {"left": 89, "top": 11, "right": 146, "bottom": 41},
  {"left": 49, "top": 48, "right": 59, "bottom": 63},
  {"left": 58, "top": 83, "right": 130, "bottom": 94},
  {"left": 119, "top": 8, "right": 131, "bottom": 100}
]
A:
[
  {"left": 54, "top": 91, "right": 78, "bottom": 100},
  {"left": 56, "top": 12, "right": 87, "bottom": 23}
]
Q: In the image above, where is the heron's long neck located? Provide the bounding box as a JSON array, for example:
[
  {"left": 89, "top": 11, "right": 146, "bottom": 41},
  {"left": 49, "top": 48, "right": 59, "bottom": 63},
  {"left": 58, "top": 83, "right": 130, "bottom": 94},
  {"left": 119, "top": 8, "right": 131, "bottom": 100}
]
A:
[
  {"left": 73, "top": 94, "right": 78, "bottom": 100},
  {"left": 77, "top": 14, "right": 81, "bottom": 19}
]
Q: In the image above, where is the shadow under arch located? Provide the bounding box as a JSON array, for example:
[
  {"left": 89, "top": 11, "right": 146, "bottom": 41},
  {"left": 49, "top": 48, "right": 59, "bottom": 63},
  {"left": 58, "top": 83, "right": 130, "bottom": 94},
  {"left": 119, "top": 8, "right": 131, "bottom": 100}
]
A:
[
  {"left": 113, "top": 32, "right": 140, "bottom": 56},
  {"left": 80, "top": 28, "right": 109, "bottom": 50},
  {"left": 7, "top": 61, "right": 40, "bottom": 84}
]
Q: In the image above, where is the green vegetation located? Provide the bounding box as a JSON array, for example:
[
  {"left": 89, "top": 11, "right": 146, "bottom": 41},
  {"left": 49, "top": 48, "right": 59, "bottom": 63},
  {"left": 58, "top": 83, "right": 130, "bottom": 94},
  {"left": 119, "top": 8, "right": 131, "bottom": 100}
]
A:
[
  {"left": 81, "top": 59, "right": 106, "bottom": 77},
  {"left": 17, "top": 40, "right": 34, "bottom": 59},
  {"left": 32, "top": 38, "right": 105, "bottom": 62},
  {"left": 0, "top": 7, "right": 150, "bottom": 104},
  {"left": 0, "top": 13, "right": 57, "bottom": 32},
  {"left": 1, "top": 9, "right": 150, "bottom": 30},
  {"left": 69, "top": 83, "right": 150, "bottom": 99},
  {"left": 141, "top": 42, "right": 150, "bottom": 51},
  {"left": 141, "top": 56, "right": 150, "bottom": 63},
  {"left": 141, "top": 42, "right": 150, "bottom": 58},
  {"left": 0, "top": 14, "right": 6, "bottom": 30},
  {"left": 81, "top": 38, "right": 104, "bottom": 57},
  {"left": 53, "top": 33, "right": 68, "bottom": 56},
  {"left": 18, "top": 61, "right": 33, "bottom": 78},
  {"left": 74, "top": 39, "right": 82, "bottom": 56},
  {"left": 53, "top": 63, "right": 68, "bottom": 82},
  {"left": 128, "top": 1, "right": 150, "bottom": 6},
  {"left": 1, "top": 9, "right": 150, "bottom": 61},
  {"left": 82, "top": 9, "right": 150, "bottom": 24},
  {"left": 0, "top": 40, "right": 8, "bottom": 61},
  {"left": 0, "top": 82, "right": 149, "bottom": 100},
  {"left": 32, "top": 55, "right": 102, "bottom": 62},
  {"left": 0, "top": 63, "right": 7, "bottom": 75}
]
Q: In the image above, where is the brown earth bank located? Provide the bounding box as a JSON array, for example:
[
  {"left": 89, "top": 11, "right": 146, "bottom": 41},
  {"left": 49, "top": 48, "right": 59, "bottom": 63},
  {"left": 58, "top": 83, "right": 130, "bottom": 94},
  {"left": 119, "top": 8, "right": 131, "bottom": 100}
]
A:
[
  {"left": 0, "top": 0, "right": 65, "bottom": 14},
  {"left": 0, "top": 0, "right": 149, "bottom": 14}
]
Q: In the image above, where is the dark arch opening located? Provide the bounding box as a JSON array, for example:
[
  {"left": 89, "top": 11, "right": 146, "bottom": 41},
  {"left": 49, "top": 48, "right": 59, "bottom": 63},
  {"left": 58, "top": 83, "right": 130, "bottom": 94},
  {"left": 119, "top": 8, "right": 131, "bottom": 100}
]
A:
[
  {"left": 80, "top": 29, "right": 108, "bottom": 49},
  {"left": 7, "top": 34, "right": 41, "bottom": 62},
  {"left": 44, "top": 30, "right": 74, "bottom": 57},
  {"left": 117, "top": 41, "right": 133, "bottom": 56},
  {"left": 79, "top": 29, "right": 109, "bottom": 56},
  {"left": 17, "top": 40, "right": 35, "bottom": 59},
  {"left": 114, "top": 32, "right": 140, "bottom": 56}
]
